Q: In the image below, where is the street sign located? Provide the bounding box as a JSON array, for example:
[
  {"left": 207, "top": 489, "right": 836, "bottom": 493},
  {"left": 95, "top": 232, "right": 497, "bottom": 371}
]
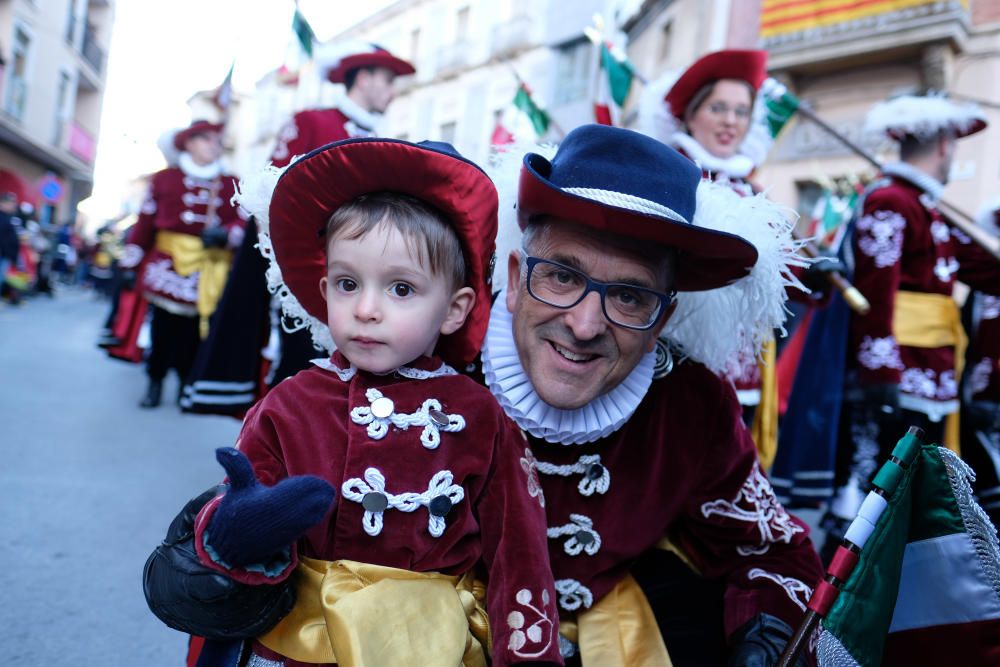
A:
[{"left": 39, "top": 175, "right": 63, "bottom": 203}]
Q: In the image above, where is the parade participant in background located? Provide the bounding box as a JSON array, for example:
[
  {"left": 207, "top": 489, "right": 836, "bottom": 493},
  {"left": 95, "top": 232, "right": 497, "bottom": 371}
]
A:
[
  {"left": 639, "top": 49, "right": 837, "bottom": 470},
  {"left": 182, "top": 42, "right": 415, "bottom": 415},
  {"left": 0, "top": 192, "right": 20, "bottom": 303},
  {"left": 118, "top": 120, "right": 246, "bottom": 408},
  {"left": 961, "top": 200, "right": 1000, "bottom": 525},
  {"left": 151, "top": 137, "right": 562, "bottom": 666},
  {"left": 823, "top": 94, "right": 1000, "bottom": 550},
  {"left": 146, "top": 125, "right": 822, "bottom": 667}
]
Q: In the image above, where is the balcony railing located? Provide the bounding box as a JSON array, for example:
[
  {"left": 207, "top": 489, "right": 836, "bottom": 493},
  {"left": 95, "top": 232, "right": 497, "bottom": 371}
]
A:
[
  {"left": 435, "top": 41, "right": 469, "bottom": 77},
  {"left": 490, "top": 15, "right": 533, "bottom": 58},
  {"left": 4, "top": 77, "right": 27, "bottom": 120},
  {"left": 81, "top": 26, "right": 104, "bottom": 75}
]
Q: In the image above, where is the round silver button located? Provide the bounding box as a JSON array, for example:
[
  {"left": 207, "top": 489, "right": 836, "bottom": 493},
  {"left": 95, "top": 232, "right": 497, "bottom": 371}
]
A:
[
  {"left": 428, "top": 409, "right": 449, "bottom": 428},
  {"left": 371, "top": 396, "right": 394, "bottom": 419}
]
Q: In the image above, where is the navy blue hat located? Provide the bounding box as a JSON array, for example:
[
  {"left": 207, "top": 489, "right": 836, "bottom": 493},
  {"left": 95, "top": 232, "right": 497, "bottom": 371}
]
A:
[{"left": 517, "top": 124, "right": 758, "bottom": 291}]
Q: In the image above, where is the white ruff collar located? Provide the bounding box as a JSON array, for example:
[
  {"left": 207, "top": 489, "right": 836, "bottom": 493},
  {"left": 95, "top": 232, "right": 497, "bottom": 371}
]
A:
[
  {"left": 672, "top": 132, "right": 755, "bottom": 179},
  {"left": 481, "top": 292, "right": 656, "bottom": 445},
  {"left": 882, "top": 162, "right": 945, "bottom": 203},
  {"left": 337, "top": 93, "right": 381, "bottom": 133},
  {"left": 178, "top": 152, "right": 222, "bottom": 179}
]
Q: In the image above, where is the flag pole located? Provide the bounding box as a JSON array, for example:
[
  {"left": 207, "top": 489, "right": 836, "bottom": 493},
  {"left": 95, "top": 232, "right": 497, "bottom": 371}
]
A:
[
  {"left": 775, "top": 426, "right": 926, "bottom": 667},
  {"left": 786, "top": 97, "right": 1000, "bottom": 261}
]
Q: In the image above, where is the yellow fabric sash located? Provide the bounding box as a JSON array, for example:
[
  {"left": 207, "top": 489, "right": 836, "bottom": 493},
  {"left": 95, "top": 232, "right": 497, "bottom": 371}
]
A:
[
  {"left": 257, "top": 557, "right": 491, "bottom": 667},
  {"left": 559, "top": 573, "right": 673, "bottom": 667},
  {"left": 751, "top": 339, "right": 779, "bottom": 471},
  {"left": 154, "top": 230, "right": 232, "bottom": 338},
  {"left": 892, "top": 290, "right": 967, "bottom": 453}
]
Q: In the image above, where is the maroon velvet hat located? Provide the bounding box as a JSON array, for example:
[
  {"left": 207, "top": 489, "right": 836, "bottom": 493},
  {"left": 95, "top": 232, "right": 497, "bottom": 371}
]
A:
[
  {"left": 664, "top": 50, "right": 768, "bottom": 120},
  {"left": 268, "top": 138, "right": 498, "bottom": 366},
  {"left": 321, "top": 43, "right": 416, "bottom": 84},
  {"left": 173, "top": 120, "right": 224, "bottom": 151}
]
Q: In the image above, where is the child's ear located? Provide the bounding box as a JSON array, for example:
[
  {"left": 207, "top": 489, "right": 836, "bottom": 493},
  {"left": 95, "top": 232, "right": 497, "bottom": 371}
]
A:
[
  {"left": 318, "top": 276, "right": 328, "bottom": 302},
  {"left": 440, "top": 287, "right": 476, "bottom": 335}
]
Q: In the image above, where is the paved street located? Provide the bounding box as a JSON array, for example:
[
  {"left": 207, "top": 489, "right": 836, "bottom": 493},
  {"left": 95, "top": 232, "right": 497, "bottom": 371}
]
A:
[{"left": 0, "top": 290, "right": 242, "bottom": 665}]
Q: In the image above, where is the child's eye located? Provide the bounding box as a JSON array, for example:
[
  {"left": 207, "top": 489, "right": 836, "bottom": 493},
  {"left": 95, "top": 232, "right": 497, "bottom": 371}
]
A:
[
  {"left": 390, "top": 282, "right": 413, "bottom": 297},
  {"left": 336, "top": 278, "right": 358, "bottom": 292}
]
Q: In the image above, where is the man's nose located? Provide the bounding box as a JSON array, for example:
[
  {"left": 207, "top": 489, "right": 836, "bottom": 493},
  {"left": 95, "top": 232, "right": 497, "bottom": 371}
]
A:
[{"left": 563, "top": 291, "right": 607, "bottom": 341}]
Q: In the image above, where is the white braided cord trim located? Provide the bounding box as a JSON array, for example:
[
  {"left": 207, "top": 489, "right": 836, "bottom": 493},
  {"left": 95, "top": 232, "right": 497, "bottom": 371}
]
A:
[{"left": 562, "top": 187, "right": 688, "bottom": 223}]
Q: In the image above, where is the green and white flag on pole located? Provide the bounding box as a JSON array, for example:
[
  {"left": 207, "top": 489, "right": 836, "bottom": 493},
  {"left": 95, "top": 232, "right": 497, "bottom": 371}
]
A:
[
  {"left": 741, "top": 77, "right": 801, "bottom": 166},
  {"left": 292, "top": 6, "right": 315, "bottom": 58},
  {"left": 492, "top": 83, "right": 551, "bottom": 148},
  {"left": 816, "top": 441, "right": 1000, "bottom": 666}
]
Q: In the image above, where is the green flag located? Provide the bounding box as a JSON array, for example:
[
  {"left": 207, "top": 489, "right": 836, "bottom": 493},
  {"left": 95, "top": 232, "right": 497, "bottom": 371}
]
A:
[
  {"left": 817, "top": 438, "right": 1000, "bottom": 666},
  {"left": 292, "top": 7, "right": 315, "bottom": 58},
  {"left": 760, "top": 77, "right": 800, "bottom": 138},
  {"left": 599, "top": 43, "right": 634, "bottom": 107},
  {"left": 513, "top": 84, "right": 550, "bottom": 136}
]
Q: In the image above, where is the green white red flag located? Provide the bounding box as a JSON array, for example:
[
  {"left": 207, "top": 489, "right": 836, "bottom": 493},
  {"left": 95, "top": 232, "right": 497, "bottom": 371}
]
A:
[
  {"left": 815, "top": 437, "right": 1000, "bottom": 666},
  {"left": 491, "top": 83, "right": 550, "bottom": 148},
  {"left": 593, "top": 41, "right": 634, "bottom": 126}
]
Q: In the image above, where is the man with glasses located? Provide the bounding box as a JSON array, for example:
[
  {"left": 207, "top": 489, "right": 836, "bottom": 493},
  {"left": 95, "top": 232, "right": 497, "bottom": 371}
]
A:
[{"left": 146, "top": 125, "right": 821, "bottom": 666}]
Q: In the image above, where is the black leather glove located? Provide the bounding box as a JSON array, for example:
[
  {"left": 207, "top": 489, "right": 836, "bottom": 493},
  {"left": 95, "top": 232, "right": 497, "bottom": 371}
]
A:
[
  {"left": 801, "top": 255, "right": 847, "bottom": 292},
  {"left": 858, "top": 382, "right": 900, "bottom": 416},
  {"left": 120, "top": 269, "right": 136, "bottom": 291},
  {"left": 729, "top": 613, "right": 806, "bottom": 667},
  {"left": 201, "top": 226, "right": 229, "bottom": 249},
  {"left": 204, "top": 447, "right": 336, "bottom": 568},
  {"left": 142, "top": 486, "right": 297, "bottom": 640}
]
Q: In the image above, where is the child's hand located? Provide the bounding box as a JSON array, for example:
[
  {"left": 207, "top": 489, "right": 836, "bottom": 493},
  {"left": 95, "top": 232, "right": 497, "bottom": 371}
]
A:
[{"left": 205, "top": 447, "right": 336, "bottom": 568}]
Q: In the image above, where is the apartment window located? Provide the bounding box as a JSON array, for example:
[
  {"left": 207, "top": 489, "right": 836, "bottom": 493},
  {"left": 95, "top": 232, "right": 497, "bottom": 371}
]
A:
[
  {"left": 439, "top": 121, "right": 457, "bottom": 144},
  {"left": 65, "top": 0, "right": 77, "bottom": 45},
  {"left": 53, "top": 71, "right": 72, "bottom": 146},
  {"left": 409, "top": 28, "right": 420, "bottom": 63},
  {"left": 553, "top": 38, "right": 591, "bottom": 105},
  {"left": 659, "top": 20, "right": 673, "bottom": 62},
  {"left": 456, "top": 7, "right": 470, "bottom": 40},
  {"left": 5, "top": 27, "right": 31, "bottom": 120}
]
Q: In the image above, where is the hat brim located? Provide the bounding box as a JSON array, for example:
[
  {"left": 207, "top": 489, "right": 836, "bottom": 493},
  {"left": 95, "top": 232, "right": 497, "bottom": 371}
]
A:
[
  {"left": 173, "top": 123, "right": 224, "bottom": 151},
  {"left": 517, "top": 153, "right": 758, "bottom": 292},
  {"left": 327, "top": 53, "right": 416, "bottom": 84},
  {"left": 664, "top": 50, "right": 768, "bottom": 120},
  {"left": 269, "top": 138, "right": 497, "bottom": 366},
  {"left": 886, "top": 117, "right": 988, "bottom": 141}
]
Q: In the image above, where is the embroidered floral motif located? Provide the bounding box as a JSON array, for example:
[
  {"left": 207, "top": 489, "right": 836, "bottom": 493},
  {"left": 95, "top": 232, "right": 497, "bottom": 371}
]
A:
[
  {"left": 534, "top": 454, "right": 611, "bottom": 496},
  {"left": 983, "top": 296, "right": 1000, "bottom": 320},
  {"left": 507, "top": 588, "right": 555, "bottom": 658},
  {"left": 968, "top": 358, "right": 994, "bottom": 396},
  {"left": 140, "top": 196, "right": 156, "bottom": 215},
  {"left": 349, "top": 388, "right": 465, "bottom": 449},
  {"left": 933, "top": 256, "right": 959, "bottom": 283},
  {"left": 938, "top": 369, "right": 957, "bottom": 400},
  {"left": 520, "top": 448, "right": 545, "bottom": 508},
  {"left": 849, "top": 421, "right": 881, "bottom": 482},
  {"left": 143, "top": 258, "right": 198, "bottom": 302},
  {"left": 554, "top": 579, "right": 593, "bottom": 611},
  {"left": 856, "top": 210, "right": 905, "bottom": 268},
  {"left": 747, "top": 568, "right": 813, "bottom": 612},
  {"left": 930, "top": 220, "right": 951, "bottom": 244},
  {"left": 900, "top": 367, "right": 938, "bottom": 399},
  {"left": 857, "top": 336, "right": 903, "bottom": 371},
  {"left": 547, "top": 514, "right": 601, "bottom": 556},
  {"left": 700, "top": 461, "right": 804, "bottom": 556}
]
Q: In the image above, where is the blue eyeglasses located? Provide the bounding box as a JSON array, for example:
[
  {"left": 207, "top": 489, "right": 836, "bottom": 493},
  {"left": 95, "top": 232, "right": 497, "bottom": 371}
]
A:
[{"left": 523, "top": 256, "right": 675, "bottom": 331}]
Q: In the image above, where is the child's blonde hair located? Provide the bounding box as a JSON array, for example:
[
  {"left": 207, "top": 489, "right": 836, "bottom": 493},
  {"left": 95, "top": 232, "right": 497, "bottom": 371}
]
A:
[{"left": 325, "top": 192, "right": 467, "bottom": 291}]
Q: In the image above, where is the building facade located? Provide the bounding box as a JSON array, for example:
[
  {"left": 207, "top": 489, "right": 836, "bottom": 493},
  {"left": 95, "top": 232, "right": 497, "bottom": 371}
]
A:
[{"left": 0, "top": 0, "right": 114, "bottom": 224}]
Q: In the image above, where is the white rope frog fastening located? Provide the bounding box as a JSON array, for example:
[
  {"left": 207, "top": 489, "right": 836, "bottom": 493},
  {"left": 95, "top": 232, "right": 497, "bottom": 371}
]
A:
[
  {"left": 350, "top": 388, "right": 465, "bottom": 449},
  {"left": 547, "top": 513, "right": 602, "bottom": 556},
  {"left": 534, "top": 454, "right": 611, "bottom": 496},
  {"left": 341, "top": 467, "right": 465, "bottom": 538}
]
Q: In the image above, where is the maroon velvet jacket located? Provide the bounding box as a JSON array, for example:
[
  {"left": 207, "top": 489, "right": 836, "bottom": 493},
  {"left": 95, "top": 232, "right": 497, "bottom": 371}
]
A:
[
  {"left": 126, "top": 166, "right": 245, "bottom": 315},
  {"left": 968, "top": 294, "right": 1000, "bottom": 403},
  {"left": 529, "top": 357, "right": 823, "bottom": 639},
  {"left": 270, "top": 108, "right": 364, "bottom": 168},
  {"left": 197, "top": 352, "right": 562, "bottom": 666},
  {"left": 849, "top": 174, "right": 1000, "bottom": 417}
]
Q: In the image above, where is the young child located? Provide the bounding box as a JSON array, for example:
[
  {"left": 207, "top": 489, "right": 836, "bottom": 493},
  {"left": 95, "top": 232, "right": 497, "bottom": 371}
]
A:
[{"left": 190, "top": 139, "right": 562, "bottom": 666}]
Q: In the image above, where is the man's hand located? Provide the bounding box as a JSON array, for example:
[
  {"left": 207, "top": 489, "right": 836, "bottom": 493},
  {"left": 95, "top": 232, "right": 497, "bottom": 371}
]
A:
[
  {"left": 859, "top": 382, "right": 900, "bottom": 415},
  {"left": 801, "top": 254, "right": 847, "bottom": 293},
  {"left": 204, "top": 447, "right": 336, "bottom": 568},
  {"left": 729, "top": 613, "right": 806, "bottom": 667}
]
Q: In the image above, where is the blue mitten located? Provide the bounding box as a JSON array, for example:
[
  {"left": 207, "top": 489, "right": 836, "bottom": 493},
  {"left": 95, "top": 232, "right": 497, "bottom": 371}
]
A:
[{"left": 205, "top": 447, "right": 336, "bottom": 568}]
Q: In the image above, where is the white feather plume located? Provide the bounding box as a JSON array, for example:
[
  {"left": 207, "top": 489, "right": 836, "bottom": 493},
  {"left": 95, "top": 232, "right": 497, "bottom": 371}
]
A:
[
  {"left": 485, "top": 139, "right": 558, "bottom": 291},
  {"left": 232, "top": 157, "right": 336, "bottom": 353},
  {"left": 662, "top": 181, "right": 809, "bottom": 376},
  {"left": 157, "top": 128, "right": 181, "bottom": 168},
  {"left": 865, "top": 94, "right": 986, "bottom": 141},
  {"left": 638, "top": 70, "right": 683, "bottom": 147}
]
